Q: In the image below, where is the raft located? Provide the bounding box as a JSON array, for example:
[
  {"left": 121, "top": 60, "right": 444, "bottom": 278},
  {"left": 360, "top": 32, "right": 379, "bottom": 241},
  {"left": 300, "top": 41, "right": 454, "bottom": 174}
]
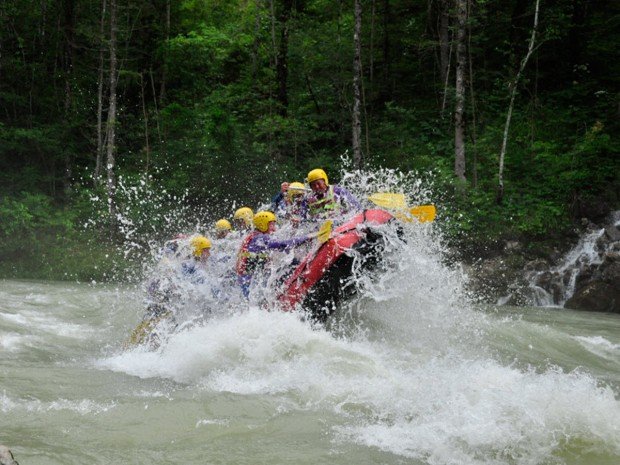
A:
[{"left": 276, "top": 209, "right": 397, "bottom": 322}]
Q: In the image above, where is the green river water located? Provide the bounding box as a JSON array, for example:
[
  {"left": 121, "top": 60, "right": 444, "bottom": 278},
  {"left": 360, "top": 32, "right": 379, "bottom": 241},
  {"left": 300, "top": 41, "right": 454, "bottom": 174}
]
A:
[{"left": 1, "top": 278, "right": 619, "bottom": 465}]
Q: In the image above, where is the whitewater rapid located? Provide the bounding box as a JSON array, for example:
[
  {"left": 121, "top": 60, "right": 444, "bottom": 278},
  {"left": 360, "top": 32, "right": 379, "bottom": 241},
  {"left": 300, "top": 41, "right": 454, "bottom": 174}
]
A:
[{"left": 2, "top": 170, "right": 620, "bottom": 464}]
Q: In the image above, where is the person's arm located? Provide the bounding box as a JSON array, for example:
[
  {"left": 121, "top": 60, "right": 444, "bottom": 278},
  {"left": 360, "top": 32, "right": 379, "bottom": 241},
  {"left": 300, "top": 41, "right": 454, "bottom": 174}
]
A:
[
  {"left": 334, "top": 185, "right": 362, "bottom": 210},
  {"left": 248, "top": 234, "right": 310, "bottom": 252},
  {"left": 270, "top": 192, "right": 284, "bottom": 211}
]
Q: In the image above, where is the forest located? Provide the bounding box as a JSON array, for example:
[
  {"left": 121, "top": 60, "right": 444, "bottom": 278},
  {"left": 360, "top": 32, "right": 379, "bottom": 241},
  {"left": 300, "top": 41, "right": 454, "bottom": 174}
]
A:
[{"left": 0, "top": 0, "right": 618, "bottom": 280}]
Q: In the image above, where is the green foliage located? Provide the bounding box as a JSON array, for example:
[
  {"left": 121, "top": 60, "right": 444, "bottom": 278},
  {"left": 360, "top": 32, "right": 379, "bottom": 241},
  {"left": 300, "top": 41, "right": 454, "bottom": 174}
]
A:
[
  {"left": 1, "top": 0, "right": 619, "bottom": 279},
  {"left": 0, "top": 193, "right": 124, "bottom": 281}
]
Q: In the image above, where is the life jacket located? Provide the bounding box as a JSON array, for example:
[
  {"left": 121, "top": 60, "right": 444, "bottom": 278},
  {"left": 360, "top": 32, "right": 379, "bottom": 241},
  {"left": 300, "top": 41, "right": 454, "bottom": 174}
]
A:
[
  {"left": 307, "top": 186, "right": 340, "bottom": 218},
  {"left": 236, "top": 231, "right": 270, "bottom": 276}
]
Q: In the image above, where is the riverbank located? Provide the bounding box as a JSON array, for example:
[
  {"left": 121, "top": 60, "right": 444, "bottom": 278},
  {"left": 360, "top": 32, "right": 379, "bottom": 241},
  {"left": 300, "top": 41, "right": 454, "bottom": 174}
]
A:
[
  {"left": 3, "top": 211, "right": 619, "bottom": 315},
  {"left": 461, "top": 210, "right": 620, "bottom": 313}
]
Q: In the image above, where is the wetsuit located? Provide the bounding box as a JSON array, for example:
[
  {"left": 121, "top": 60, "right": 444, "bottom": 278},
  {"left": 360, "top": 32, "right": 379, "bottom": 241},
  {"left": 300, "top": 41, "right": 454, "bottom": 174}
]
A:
[
  {"left": 236, "top": 231, "right": 310, "bottom": 297},
  {"left": 300, "top": 185, "right": 362, "bottom": 221}
]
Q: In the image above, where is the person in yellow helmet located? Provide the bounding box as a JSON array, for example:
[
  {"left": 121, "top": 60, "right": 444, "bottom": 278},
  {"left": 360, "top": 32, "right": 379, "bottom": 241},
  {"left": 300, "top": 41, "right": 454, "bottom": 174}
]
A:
[
  {"left": 236, "top": 210, "right": 312, "bottom": 297},
  {"left": 182, "top": 235, "right": 211, "bottom": 272},
  {"left": 233, "top": 207, "right": 254, "bottom": 232},
  {"left": 270, "top": 182, "right": 290, "bottom": 214},
  {"left": 301, "top": 168, "right": 361, "bottom": 221},
  {"left": 214, "top": 219, "right": 232, "bottom": 239},
  {"left": 133, "top": 234, "right": 212, "bottom": 347},
  {"left": 282, "top": 181, "right": 306, "bottom": 225}
]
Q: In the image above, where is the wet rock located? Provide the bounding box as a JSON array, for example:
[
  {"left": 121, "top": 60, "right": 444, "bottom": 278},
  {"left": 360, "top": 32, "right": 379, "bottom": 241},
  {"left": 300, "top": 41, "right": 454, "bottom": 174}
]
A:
[
  {"left": 0, "top": 446, "right": 19, "bottom": 465},
  {"left": 534, "top": 271, "right": 564, "bottom": 304},
  {"left": 604, "top": 225, "right": 620, "bottom": 242},
  {"left": 524, "top": 258, "right": 549, "bottom": 272},
  {"left": 600, "top": 252, "right": 620, "bottom": 284},
  {"left": 467, "top": 256, "right": 526, "bottom": 302},
  {"left": 574, "top": 264, "right": 597, "bottom": 291},
  {"left": 504, "top": 241, "right": 522, "bottom": 253},
  {"left": 565, "top": 281, "right": 620, "bottom": 313}
]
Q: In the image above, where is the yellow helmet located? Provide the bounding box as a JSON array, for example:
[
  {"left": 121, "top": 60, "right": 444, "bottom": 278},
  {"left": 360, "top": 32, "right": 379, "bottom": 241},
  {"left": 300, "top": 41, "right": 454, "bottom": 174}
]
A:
[
  {"left": 307, "top": 168, "right": 328, "bottom": 185},
  {"left": 190, "top": 235, "right": 211, "bottom": 257},
  {"left": 215, "top": 219, "right": 232, "bottom": 231},
  {"left": 287, "top": 181, "right": 306, "bottom": 199},
  {"left": 233, "top": 207, "right": 254, "bottom": 226},
  {"left": 253, "top": 211, "right": 277, "bottom": 233}
]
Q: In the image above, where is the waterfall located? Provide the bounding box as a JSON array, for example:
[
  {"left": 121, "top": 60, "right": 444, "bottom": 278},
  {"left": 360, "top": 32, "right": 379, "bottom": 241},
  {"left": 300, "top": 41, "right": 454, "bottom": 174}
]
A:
[{"left": 524, "top": 211, "right": 620, "bottom": 307}]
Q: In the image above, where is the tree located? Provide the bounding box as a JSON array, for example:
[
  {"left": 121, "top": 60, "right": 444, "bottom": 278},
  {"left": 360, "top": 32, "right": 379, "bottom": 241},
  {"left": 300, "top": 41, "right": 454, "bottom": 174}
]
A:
[
  {"left": 352, "top": 0, "right": 363, "bottom": 169},
  {"left": 439, "top": 0, "right": 452, "bottom": 115},
  {"left": 454, "top": 0, "right": 467, "bottom": 182},
  {"left": 94, "top": 0, "right": 108, "bottom": 185},
  {"left": 106, "top": 0, "right": 118, "bottom": 222},
  {"left": 497, "top": 0, "right": 541, "bottom": 204},
  {"left": 276, "top": 0, "right": 293, "bottom": 116}
]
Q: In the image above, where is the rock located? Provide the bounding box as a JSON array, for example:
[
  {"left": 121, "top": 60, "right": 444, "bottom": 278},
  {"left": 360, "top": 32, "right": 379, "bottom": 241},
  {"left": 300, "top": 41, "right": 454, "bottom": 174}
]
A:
[
  {"left": 535, "top": 271, "right": 564, "bottom": 304},
  {"left": 524, "top": 258, "right": 548, "bottom": 272},
  {"left": 0, "top": 446, "right": 19, "bottom": 465},
  {"left": 565, "top": 281, "right": 620, "bottom": 313},
  {"left": 600, "top": 252, "right": 620, "bottom": 284},
  {"left": 574, "top": 264, "right": 597, "bottom": 291},
  {"left": 467, "top": 256, "right": 523, "bottom": 302},
  {"left": 604, "top": 225, "right": 620, "bottom": 242},
  {"left": 504, "top": 241, "right": 522, "bottom": 253}
]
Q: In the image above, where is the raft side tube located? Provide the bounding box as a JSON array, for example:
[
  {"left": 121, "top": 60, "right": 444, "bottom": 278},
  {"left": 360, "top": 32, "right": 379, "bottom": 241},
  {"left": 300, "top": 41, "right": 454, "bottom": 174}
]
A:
[{"left": 276, "top": 209, "right": 396, "bottom": 320}]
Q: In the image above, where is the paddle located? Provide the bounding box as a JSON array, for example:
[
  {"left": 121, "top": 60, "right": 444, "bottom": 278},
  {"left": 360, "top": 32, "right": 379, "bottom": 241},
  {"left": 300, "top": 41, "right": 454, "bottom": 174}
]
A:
[
  {"left": 316, "top": 219, "right": 333, "bottom": 244},
  {"left": 367, "top": 192, "right": 406, "bottom": 209},
  {"left": 367, "top": 193, "right": 436, "bottom": 223}
]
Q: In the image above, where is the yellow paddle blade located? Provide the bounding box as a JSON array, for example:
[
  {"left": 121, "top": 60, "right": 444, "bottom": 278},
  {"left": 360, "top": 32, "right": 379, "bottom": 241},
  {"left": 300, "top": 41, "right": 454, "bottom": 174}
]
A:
[
  {"left": 317, "top": 220, "right": 333, "bottom": 244},
  {"left": 368, "top": 192, "right": 407, "bottom": 209},
  {"left": 126, "top": 311, "right": 172, "bottom": 347},
  {"left": 395, "top": 205, "right": 436, "bottom": 223},
  {"left": 368, "top": 192, "right": 436, "bottom": 223}
]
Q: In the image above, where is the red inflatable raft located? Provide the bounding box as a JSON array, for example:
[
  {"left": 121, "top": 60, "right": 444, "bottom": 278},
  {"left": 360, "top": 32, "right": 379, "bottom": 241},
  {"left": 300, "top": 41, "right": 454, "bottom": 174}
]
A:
[{"left": 276, "top": 209, "right": 396, "bottom": 322}]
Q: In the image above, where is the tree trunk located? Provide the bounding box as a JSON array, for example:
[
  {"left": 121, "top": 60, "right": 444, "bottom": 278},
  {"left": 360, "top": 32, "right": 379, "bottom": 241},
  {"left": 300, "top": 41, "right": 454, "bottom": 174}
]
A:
[
  {"left": 149, "top": 67, "right": 162, "bottom": 144},
  {"left": 94, "top": 0, "right": 107, "bottom": 185},
  {"left": 159, "top": 0, "right": 170, "bottom": 103},
  {"left": 498, "top": 0, "right": 540, "bottom": 204},
  {"left": 439, "top": 0, "right": 451, "bottom": 104},
  {"left": 380, "top": 0, "right": 391, "bottom": 103},
  {"left": 251, "top": 0, "right": 262, "bottom": 78},
  {"left": 467, "top": 0, "right": 478, "bottom": 188},
  {"left": 140, "top": 72, "right": 150, "bottom": 174},
  {"left": 106, "top": 0, "right": 118, "bottom": 222},
  {"left": 276, "top": 0, "right": 293, "bottom": 116},
  {"left": 269, "top": 0, "right": 278, "bottom": 69},
  {"left": 369, "top": 0, "right": 375, "bottom": 87},
  {"left": 62, "top": 0, "right": 76, "bottom": 196},
  {"left": 352, "top": 0, "right": 363, "bottom": 169},
  {"left": 454, "top": 0, "right": 467, "bottom": 182}
]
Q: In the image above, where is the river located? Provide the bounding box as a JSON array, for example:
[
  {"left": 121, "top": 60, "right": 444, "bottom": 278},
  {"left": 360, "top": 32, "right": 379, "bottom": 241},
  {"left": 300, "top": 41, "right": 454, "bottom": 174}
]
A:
[{"left": 1, "top": 276, "right": 619, "bottom": 465}]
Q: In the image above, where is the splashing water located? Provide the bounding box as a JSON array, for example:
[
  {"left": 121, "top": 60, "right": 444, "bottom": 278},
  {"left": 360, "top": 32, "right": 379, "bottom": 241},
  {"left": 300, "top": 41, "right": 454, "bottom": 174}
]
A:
[
  {"left": 91, "top": 167, "right": 620, "bottom": 464},
  {"left": 4, "top": 167, "right": 618, "bottom": 464}
]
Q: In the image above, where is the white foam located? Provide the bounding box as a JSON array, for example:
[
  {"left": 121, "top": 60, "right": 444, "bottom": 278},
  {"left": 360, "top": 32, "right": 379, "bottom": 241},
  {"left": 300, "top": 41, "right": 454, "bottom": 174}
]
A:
[
  {"left": 334, "top": 360, "right": 620, "bottom": 464},
  {"left": 0, "top": 331, "right": 37, "bottom": 351},
  {"left": 98, "top": 305, "right": 620, "bottom": 464},
  {"left": 0, "top": 310, "right": 94, "bottom": 339},
  {"left": 195, "top": 418, "right": 229, "bottom": 428},
  {"left": 0, "top": 392, "right": 116, "bottom": 415},
  {"left": 574, "top": 335, "right": 620, "bottom": 351}
]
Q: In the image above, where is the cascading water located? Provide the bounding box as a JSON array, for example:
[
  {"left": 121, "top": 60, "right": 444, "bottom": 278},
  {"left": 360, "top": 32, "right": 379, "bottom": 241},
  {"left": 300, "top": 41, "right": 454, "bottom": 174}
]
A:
[
  {"left": 527, "top": 228, "right": 605, "bottom": 306},
  {"left": 2, "top": 167, "right": 619, "bottom": 465},
  {"left": 523, "top": 211, "right": 620, "bottom": 307}
]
